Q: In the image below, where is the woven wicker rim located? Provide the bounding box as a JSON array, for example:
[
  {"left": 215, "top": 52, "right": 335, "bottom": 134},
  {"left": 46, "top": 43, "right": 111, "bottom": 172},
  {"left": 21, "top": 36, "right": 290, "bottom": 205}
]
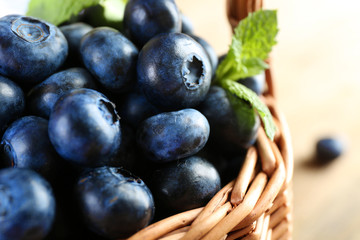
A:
[{"left": 126, "top": 0, "right": 293, "bottom": 239}]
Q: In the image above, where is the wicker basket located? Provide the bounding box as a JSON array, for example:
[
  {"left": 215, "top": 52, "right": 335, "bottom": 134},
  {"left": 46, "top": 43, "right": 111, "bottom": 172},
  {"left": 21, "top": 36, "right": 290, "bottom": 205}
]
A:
[{"left": 126, "top": 0, "right": 294, "bottom": 239}]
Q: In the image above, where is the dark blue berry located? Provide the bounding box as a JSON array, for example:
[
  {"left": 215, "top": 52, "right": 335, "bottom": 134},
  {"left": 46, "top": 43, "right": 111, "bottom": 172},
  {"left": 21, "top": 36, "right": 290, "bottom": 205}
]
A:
[
  {"left": 75, "top": 166, "right": 154, "bottom": 239},
  {"left": 137, "top": 33, "right": 212, "bottom": 110},
  {"left": 81, "top": 27, "right": 138, "bottom": 93},
  {"left": 60, "top": 22, "right": 93, "bottom": 66},
  {"left": 1, "top": 116, "right": 61, "bottom": 179},
  {"left": 137, "top": 108, "right": 210, "bottom": 163},
  {"left": 0, "top": 75, "right": 25, "bottom": 134},
  {"left": 0, "top": 168, "right": 56, "bottom": 240},
  {"left": 124, "top": 0, "right": 181, "bottom": 46},
  {"left": 48, "top": 88, "right": 121, "bottom": 167},
  {"left": 198, "top": 86, "right": 260, "bottom": 153},
  {"left": 181, "top": 14, "right": 194, "bottom": 34},
  {"left": 149, "top": 156, "right": 220, "bottom": 213},
  {"left": 118, "top": 92, "right": 160, "bottom": 128},
  {"left": 0, "top": 15, "right": 68, "bottom": 85},
  {"left": 190, "top": 34, "right": 218, "bottom": 79},
  {"left": 27, "top": 67, "right": 97, "bottom": 119},
  {"left": 238, "top": 71, "right": 266, "bottom": 95},
  {"left": 137, "top": 108, "right": 210, "bottom": 162},
  {"left": 316, "top": 137, "right": 345, "bottom": 161}
]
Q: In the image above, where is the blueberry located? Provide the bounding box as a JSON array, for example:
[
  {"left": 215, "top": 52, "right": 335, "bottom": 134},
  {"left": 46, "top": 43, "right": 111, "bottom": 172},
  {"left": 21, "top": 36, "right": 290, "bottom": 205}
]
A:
[
  {"left": 81, "top": 27, "right": 138, "bottom": 93},
  {"left": 238, "top": 71, "right": 266, "bottom": 95},
  {"left": 149, "top": 156, "right": 220, "bottom": 213},
  {"left": 105, "top": 123, "right": 137, "bottom": 171},
  {"left": 59, "top": 22, "right": 93, "bottom": 66},
  {"left": 27, "top": 67, "right": 97, "bottom": 119},
  {"left": 198, "top": 86, "right": 260, "bottom": 153},
  {"left": 0, "top": 116, "right": 61, "bottom": 179},
  {"left": 0, "top": 75, "right": 25, "bottom": 134},
  {"left": 316, "top": 137, "right": 345, "bottom": 161},
  {"left": 181, "top": 14, "right": 194, "bottom": 34},
  {"left": 48, "top": 88, "right": 121, "bottom": 167},
  {"left": 0, "top": 168, "right": 56, "bottom": 240},
  {"left": 137, "top": 33, "right": 212, "bottom": 110},
  {"left": 75, "top": 166, "right": 154, "bottom": 239},
  {"left": 189, "top": 34, "right": 218, "bottom": 79},
  {"left": 123, "top": 0, "right": 181, "bottom": 46},
  {"left": 118, "top": 92, "right": 160, "bottom": 128},
  {"left": 0, "top": 15, "right": 68, "bottom": 85},
  {"left": 137, "top": 108, "right": 210, "bottom": 162}
]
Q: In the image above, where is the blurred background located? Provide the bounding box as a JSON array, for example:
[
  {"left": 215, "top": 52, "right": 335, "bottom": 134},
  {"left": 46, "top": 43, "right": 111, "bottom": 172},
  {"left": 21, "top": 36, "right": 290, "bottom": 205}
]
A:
[{"left": 2, "top": 0, "right": 360, "bottom": 239}]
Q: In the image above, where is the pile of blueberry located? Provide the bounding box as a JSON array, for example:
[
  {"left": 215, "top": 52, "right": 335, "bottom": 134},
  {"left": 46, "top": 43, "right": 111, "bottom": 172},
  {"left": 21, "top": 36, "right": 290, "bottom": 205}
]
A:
[{"left": 0, "top": 0, "right": 266, "bottom": 239}]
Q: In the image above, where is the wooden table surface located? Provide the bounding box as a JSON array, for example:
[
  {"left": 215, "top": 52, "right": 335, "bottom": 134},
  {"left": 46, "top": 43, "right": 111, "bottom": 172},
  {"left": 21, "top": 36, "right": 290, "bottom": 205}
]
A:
[{"left": 177, "top": 0, "right": 360, "bottom": 239}]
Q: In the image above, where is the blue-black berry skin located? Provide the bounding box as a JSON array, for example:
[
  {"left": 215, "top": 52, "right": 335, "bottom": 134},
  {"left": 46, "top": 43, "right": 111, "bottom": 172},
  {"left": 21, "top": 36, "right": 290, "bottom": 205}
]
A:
[
  {"left": 0, "top": 168, "right": 56, "bottom": 240},
  {"left": 76, "top": 166, "right": 155, "bottom": 239},
  {"left": 27, "top": 67, "right": 97, "bottom": 119},
  {"left": 316, "top": 137, "right": 345, "bottom": 161},
  {"left": 137, "top": 33, "right": 212, "bottom": 110},
  {"left": 190, "top": 34, "right": 218, "bottom": 79},
  {"left": 198, "top": 86, "right": 260, "bottom": 153},
  {"left": 48, "top": 88, "right": 121, "bottom": 167},
  {"left": 0, "top": 75, "right": 25, "bottom": 133},
  {"left": 60, "top": 22, "right": 93, "bottom": 66},
  {"left": 80, "top": 27, "right": 138, "bottom": 93},
  {"left": 0, "top": 15, "right": 68, "bottom": 85},
  {"left": 181, "top": 14, "right": 194, "bottom": 35},
  {"left": 150, "top": 156, "right": 221, "bottom": 213},
  {"left": 60, "top": 22, "right": 93, "bottom": 55},
  {"left": 0, "top": 116, "right": 61, "bottom": 179},
  {"left": 238, "top": 71, "right": 266, "bottom": 95},
  {"left": 124, "top": 0, "right": 181, "bottom": 47},
  {"left": 137, "top": 108, "right": 210, "bottom": 163},
  {"left": 118, "top": 92, "right": 160, "bottom": 128}
]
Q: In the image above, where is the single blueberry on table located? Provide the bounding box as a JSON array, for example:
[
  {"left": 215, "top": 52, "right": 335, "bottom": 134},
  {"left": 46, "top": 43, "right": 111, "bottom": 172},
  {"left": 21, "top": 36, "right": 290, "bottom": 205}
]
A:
[
  {"left": 124, "top": 0, "right": 181, "bottom": 47},
  {"left": 137, "top": 33, "right": 212, "bottom": 110},
  {"left": 149, "top": 156, "right": 221, "bottom": 213},
  {"left": 0, "top": 116, "right": 61, "bottom": 179},
  {"left": 75, "top": 166, "right": 155, "bottom": 239},
  {"left": 48, "top": 88, "right": 121, "bottom": 167},
  {"left": 0, "top": 168, "right": 56, "bottom": 240},
  {"left": 198, "top": 86, "right": 260, "bottom": 154},
  {"left": 137, "top": 108, "right": 210, "bottom": 163},
  {"left": 27, "top": 67, "right": 97, "bottom": 119},
  {"left": 316, "top": 137, "right": 345, "bottom": 162},
  {"left": 0, "top": 75, "right": 25, "bottom": 134},
  {"left": 0, "top": 15, "right": 68, "bottom": 85}
]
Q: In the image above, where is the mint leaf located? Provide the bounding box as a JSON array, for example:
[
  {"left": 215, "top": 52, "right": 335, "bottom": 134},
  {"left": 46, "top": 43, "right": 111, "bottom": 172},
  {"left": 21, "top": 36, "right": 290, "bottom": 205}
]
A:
[
  {"left": 216, "top": 10, "right": 278, "bottom": 81},
  {"left": 27, "top": 0, "right": 101, "bottom": 25},
  {"left": 221, "top": 79, "right": 277, "bottom": 140}
]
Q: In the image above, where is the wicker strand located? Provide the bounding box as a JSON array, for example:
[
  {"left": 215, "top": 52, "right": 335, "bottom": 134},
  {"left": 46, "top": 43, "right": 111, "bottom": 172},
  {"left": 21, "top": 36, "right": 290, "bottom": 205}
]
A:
[
  {"left": 230, "top": 146, "right": 258, "bottom": 205},
  {"left": 191, "top": 181, "right": 234, "bottom": 226},
  {"left": 257, "top": 127, "right": 277, "bottom": 176},
  {"left": 234, "top": 143, "right": 286, "bottom": 230},
  {"left": 201, "top": 172, "right": 268, "bottom": 240},
  {"left": 127, "top": 208, "right": 203, "bottom": 240}
]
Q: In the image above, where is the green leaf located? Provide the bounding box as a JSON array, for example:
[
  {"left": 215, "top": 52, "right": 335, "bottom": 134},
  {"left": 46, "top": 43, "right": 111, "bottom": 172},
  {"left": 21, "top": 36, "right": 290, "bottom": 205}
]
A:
[
  {"left": 216, "top": 10, "right": 278, "bottom": 81},
  {"left": 221, "top": 79, "right": 277, "bottom": 140},
  {"left": 27, "top": 0, "right": 101, "bottom": 25}
]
